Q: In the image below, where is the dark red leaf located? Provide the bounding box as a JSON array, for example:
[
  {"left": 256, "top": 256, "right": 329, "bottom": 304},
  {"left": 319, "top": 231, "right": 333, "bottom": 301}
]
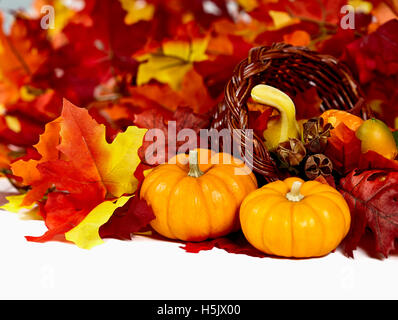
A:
[
  {"left": 134, "top": 106, "right": 210, "bottom": 165},
  {"left": 181, "top": 232, "right": 267, "bottom": 258},
  {"left": 317, "top": 28, "right": 356, "bottom": 59},
  {"left": 99, "top": 195, "right": 155, "bottom": 240},
  {"left": 324, "top": 123, "right": 362, "bottom": 175},
  {"left": 340, "top": 169, "right": 398, "bottom": 257},
  {"left": 314, "top": 174, "right": 336, "bottom": 188},
  {"left": 342, "top": 19, "right": 398, "bottom": 85},
  {"left": 32, "top": 0, "right": 147, "bottom": 106},
  {"left": 181, "top": 0, "right": 233, "bottom": 28},
  {"left": 359, "top": 150, "right": 398, "bottom": 171},
  {"left": 293, "top": 87, "right": 323, "bottom": 120},
  {"left": 0, "top": 113, "right": 45, "bottom": 147},
  {"left": 363, "top": 75, "right": 398, "bottom": 128},
  {"left": 248, "top": 108, "right": 273, "bottom": 138}
]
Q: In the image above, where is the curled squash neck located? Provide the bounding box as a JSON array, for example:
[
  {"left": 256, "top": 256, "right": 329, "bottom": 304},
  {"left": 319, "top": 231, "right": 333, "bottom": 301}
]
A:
[
  {"left": 251, "top": 84, "right": 299, "bottom": 151},
  {"left": 188, "top": 150, "right": 204, "bottom": 178},
  {"left": 286, "top": 181, "right": 304, "bottom": 202}
]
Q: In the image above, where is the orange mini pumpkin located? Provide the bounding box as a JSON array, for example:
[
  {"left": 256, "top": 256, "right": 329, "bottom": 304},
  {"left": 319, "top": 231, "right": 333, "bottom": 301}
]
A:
[
  {"left": 240, "top": 177, "right": 351, "bottom": 258},
  {"left": 140, "top": 149, "right": 257, "bottom": 241}
]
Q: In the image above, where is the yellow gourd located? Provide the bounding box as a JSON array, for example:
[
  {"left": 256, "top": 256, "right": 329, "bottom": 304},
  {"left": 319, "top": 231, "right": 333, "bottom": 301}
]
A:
[
  {"left": 240, "top": 177, "right": 351, "bottom": 258},
  {"left": 251, "top": 84, "right": 299, "bottom": 151},
  {"left": 356, "top": 118, "right": 398, "bottom": 160}
]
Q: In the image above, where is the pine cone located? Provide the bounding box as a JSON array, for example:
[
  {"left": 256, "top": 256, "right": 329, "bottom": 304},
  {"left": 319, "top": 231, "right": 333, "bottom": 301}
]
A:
[
  {"left": 302, "top": 117, "right": 333, "bottom": 154},
  {"left": 276, "top": 138, "right": 307, "bottom": 167},
  {"left": 304, "top": 154, "right": 333, "bottom": 180}
]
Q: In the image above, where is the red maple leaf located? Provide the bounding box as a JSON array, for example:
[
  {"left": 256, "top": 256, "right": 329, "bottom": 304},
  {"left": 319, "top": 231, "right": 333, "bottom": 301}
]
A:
[
  {"left": 250, "top": 0, "right": 347, "bottom": 25},
  {"left": 25, "top": 192, "right": 94, "bottom": 243},
  {"left": 324, "top": 123, "right": 362, "bottom": 176},
  {"left": 181, "top": 0, "right": 234, "bottom": 28},
  {"left": 343, "top": 19, "right": 398, "bottom": 85},
  {"left": 340, "top": 169, "right": 398, "bottom": 258},
  {"left": 0, "top": 113, "right": 45, "bottom": 147},
  {"left": 134, "top": 106, "right": 211, "bottom": 165},
  {"left": 317, "top": 28, "right": 356, "bottom": 58},
  {"left": 32, "top": 0, "right": 148, "bottom": 106}
]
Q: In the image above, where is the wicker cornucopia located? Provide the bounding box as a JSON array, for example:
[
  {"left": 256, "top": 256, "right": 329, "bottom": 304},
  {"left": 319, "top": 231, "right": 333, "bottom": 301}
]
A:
[{"left": 211, "top": 43, "right": 369, "bottom": 182}]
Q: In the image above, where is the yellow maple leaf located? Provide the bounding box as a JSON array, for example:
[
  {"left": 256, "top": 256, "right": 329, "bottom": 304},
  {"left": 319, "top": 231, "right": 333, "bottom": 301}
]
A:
[
  {"left": 348, "top": 0, "right": 373, "bottom": 14},
  {"left": 119, "top": 0, "right": 155, "bottom": 24},
  {"left": 99, "top": 125, "right": 147, "bottom": 197},
  {"left": 65, "top": 196, "right": 132, "bottom": 249},
  {"left": 4, "top": 115, "right": 21, "bottom": 133},
  {"left": 237, "top": 0, "right": 259, "bottom": 12},
  {"left": 0, "top": 194, "right": 36, "bottom": 213},
  {"left": 49, "top": 0, "right": 76, "bottom": 36},
  {"left": 269, "top": 10, "right": 299, "bottom": 29},
  {"left": 136, "top": 37, "right": 209, "bottom": 91}
]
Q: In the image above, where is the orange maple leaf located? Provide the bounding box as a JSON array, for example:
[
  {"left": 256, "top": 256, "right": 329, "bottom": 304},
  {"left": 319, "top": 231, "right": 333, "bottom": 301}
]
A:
[
  {"left": 129, "top": 68, "right": 216, "bottom": 114},
  {"left": 11, "top": 99, "right": 146, "bottom": 206}
]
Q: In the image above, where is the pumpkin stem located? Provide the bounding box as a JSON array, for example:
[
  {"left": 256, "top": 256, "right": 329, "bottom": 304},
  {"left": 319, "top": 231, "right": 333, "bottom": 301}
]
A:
[
  {"left": 188, "top": 150, "right": 204, "bottom": 178},
  {"left": 286, "top": 181, "right": 304, "bottom": 202}
]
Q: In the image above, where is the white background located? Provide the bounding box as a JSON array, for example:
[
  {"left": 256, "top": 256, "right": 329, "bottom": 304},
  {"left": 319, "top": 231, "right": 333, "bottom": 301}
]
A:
[
  {"left": 1, "top": 0, "right": 35, "bottom": 32},
  {"left": 0, "top": 178, "right": 398, "bottom": 300}
]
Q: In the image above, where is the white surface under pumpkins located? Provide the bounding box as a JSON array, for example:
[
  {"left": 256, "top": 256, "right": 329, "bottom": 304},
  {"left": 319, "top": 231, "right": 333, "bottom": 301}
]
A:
[{"left": 0, "top": 178, "right": 397, "bottom": 300}]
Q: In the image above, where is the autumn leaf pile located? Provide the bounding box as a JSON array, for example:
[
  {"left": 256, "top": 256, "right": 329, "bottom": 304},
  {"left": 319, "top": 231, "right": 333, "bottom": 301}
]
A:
[{"left": 1, "top": 0, "right": 398, "bottom": 257}]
